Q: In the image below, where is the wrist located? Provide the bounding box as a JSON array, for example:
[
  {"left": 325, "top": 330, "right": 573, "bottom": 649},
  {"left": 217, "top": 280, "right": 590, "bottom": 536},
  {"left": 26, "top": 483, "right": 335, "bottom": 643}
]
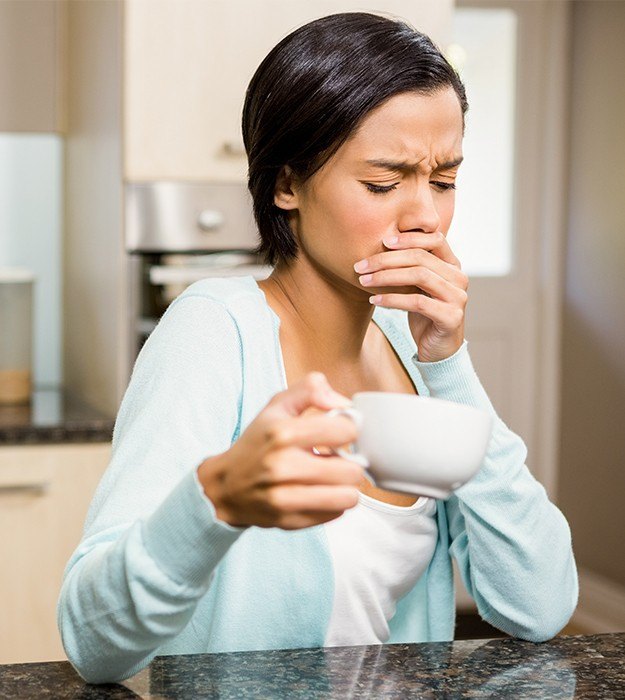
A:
[
  {"left": 197, "top": 452, "right": 230, "bottom": 523},
  {"left": 415, "top": 338, "right": 465, "bottom": 364},
  {"left": 412, "top": 338, "right": 468, "bottom": 369}
]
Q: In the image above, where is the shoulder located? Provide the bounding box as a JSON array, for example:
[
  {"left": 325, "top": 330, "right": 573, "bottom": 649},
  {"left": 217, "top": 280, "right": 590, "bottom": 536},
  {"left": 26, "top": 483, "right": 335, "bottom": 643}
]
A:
[
  {"left": 176, "top": 275, "right": 262, "bottom": 308},
  {"left": 131, "top": 278, "right": 265, "bottom": 383},
  {"left": 150, "top": 275, "right": 265, "bottom": 346}
]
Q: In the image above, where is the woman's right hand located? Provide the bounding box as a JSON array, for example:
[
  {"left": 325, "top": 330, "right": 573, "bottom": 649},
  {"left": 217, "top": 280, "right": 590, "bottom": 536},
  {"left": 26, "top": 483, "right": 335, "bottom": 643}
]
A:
[{"left": 197, "top": 372, "right": 364, "bottom": 530}]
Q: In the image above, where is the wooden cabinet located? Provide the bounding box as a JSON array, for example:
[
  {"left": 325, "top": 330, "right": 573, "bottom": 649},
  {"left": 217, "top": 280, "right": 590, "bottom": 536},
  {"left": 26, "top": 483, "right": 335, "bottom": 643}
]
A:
[
  {"left": 0, "top": 443, "right": 110, "bottom": 664},
  {"left": 123, "top": 0, "right": 454, "bottom": 181},
  {"left": 0, "top": 0, "right": 67, "bottom": 133}
]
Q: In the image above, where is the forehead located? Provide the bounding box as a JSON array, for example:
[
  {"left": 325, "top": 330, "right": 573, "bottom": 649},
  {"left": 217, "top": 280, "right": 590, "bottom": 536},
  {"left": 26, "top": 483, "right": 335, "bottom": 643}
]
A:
[{"left": 340, "top": 88, "right": 464, "bottom": 164}]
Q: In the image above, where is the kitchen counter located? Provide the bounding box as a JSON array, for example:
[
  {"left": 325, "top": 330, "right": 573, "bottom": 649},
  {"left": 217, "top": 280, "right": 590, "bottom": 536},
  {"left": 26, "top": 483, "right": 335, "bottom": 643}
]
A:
[
  {"left": 1, "top": 633, "right": 623, "bottom": 698},
  {"left": 0, "top": 387, "right": 114, "bottom": 445}
]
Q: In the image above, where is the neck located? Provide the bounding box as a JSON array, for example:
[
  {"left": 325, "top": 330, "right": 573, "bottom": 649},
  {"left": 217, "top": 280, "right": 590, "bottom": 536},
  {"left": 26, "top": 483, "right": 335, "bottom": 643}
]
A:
[{"left": 257, "top": 255, "right": 377, "bottom": 372}]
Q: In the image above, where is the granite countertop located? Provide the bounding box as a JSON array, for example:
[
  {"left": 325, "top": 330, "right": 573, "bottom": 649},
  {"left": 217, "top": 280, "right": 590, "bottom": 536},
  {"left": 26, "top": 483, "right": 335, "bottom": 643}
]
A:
[
  {"left": 1, "top": 633, "right": 624, "bottom": 698},
  {"left": 0, "top": 387, "right": 114, "bottom": 445}
]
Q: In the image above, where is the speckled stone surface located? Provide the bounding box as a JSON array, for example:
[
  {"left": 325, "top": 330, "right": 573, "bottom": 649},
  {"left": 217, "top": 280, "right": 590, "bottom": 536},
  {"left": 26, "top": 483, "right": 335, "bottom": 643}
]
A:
[
  {"left": 0, "top": 387, "right": 114, "bottom": 445},
  {"left": 1, "top": 633, "right": 624, "bottom": 699}
]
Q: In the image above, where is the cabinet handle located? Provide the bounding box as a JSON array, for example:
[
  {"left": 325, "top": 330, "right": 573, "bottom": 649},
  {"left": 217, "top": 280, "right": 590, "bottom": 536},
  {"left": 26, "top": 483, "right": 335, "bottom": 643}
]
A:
[{"left": 0, "top": 483, "right": 50, "bottom": 496}]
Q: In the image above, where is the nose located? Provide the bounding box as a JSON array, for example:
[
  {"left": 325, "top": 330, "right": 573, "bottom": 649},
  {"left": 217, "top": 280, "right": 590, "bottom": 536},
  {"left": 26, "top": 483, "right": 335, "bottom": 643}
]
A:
[{"left": 397, "top": 181, "right": 441, "bottom": 234}]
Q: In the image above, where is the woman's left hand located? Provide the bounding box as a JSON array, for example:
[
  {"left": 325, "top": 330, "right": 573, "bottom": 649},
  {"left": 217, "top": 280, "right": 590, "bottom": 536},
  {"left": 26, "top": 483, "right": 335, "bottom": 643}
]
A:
[{"left": 355, "top": 231, "right": 468, "bottom": 363}]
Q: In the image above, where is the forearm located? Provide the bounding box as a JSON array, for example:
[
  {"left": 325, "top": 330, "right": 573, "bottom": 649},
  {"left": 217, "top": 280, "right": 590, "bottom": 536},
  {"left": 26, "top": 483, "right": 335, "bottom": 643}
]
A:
[
  {"left": 414, "top": 340, "right": 578, "bottom": 640},
  {"left": 448, "top": 424, "right": 578, "bottom": 641},
  {"left": 58, "top": 469, "right": 243, "bottom": 683}
]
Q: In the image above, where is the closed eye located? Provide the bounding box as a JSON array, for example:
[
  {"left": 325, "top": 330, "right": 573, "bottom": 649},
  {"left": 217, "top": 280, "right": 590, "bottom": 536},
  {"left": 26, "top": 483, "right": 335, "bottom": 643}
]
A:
[
  {"left": 365, "top": 181, "right": 456, "bottom": 195},
  {"left": 432, "top": 181, "right": 456, "bottom": 191},
  {"left": 364, "top": 182, "right": 399, "bottom": 194}
]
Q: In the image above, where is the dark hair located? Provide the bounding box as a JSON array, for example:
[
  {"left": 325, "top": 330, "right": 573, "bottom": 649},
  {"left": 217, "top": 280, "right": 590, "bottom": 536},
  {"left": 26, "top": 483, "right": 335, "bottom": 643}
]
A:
[{"left": 242, "top": 12, "right": 468, "bottom": 267}]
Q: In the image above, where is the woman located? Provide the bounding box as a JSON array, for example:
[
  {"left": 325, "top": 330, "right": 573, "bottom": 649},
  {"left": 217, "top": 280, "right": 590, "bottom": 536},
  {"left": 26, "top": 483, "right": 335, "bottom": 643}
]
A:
[{"left": 58, "top": 12, "right": 577, "bottom": 683}]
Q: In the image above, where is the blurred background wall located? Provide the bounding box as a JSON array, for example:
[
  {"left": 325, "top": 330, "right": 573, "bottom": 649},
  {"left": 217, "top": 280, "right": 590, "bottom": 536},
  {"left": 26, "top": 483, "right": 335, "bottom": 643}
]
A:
[{"left": 559, "top": 0, "right": 625, "bottom": 595}]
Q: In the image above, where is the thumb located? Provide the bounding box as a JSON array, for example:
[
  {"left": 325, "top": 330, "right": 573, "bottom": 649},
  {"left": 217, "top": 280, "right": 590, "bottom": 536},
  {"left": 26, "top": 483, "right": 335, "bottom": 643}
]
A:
[{"left": 273, "top": 372, "right": 352, "bottom": 417}]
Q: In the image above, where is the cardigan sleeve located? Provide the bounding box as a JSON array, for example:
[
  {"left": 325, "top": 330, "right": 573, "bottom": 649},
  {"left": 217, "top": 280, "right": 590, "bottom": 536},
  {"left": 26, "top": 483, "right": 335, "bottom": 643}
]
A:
[
  {"left": 57, "top": 294, "right": 246, "bottom": 683},
  {"left": 412, "top": 341, "right": 578, "bottom": 642}
]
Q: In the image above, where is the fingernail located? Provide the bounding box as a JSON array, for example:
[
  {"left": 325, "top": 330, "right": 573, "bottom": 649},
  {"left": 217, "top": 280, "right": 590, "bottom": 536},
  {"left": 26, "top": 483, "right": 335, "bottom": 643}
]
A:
[
  {"left": 383, "top": 236, "right": 398, "bottom": 246},
  {"left": 369, "top": 295, "right": 382, "bottom": 305},
  {"left": 359, "top": 273, "right": 373, "bottom": 285},
  {"left": 354, "top": 260, "right": 368, "bottom": 273}
]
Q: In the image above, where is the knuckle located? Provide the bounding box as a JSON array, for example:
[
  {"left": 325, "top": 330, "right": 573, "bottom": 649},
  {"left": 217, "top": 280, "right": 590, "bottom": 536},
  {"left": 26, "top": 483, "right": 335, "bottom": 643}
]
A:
[
  {"left": 305, "top": 371, "right": 326, "bottom": 391},
  {"left": 412, "top": 266, "right": 426, "bottom": 284},
  {"left": 264, "top": 422, "right": 291, "bottom": 449},
  {"left": 451, "top": 307, "right": 464, "bottom": 326},
  {"left": 413, "top": 294, "right": 425, "bottom": 311},
  {"left": 436, "top": 231, "right": 446, "bottom": 245},
  {"left": 458, "top": 289, "right": 468, "bottom": 307},
  {"left": 260, "top": 453, "right": 282, "bottom": 482},
  {"left": 411, "top": 248, "right": 426, "bottom": 264},
  {"left": 265, "top": 488, "right": 285, "bottom": 514},
  {"left": 267, "top": 389, "right": 287, "bottom": 407}
]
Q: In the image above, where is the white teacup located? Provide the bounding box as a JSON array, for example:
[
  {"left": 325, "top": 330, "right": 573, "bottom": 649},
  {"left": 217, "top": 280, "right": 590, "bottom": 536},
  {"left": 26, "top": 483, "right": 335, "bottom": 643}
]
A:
[{"left": 325, "top": 392, "right": 493, "bottom": 499}]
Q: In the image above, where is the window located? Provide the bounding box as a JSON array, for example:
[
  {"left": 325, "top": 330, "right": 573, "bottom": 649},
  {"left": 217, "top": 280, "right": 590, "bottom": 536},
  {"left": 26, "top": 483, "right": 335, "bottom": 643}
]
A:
[{"left": 446, "top": 8, "right": 517, "bottom": 276}]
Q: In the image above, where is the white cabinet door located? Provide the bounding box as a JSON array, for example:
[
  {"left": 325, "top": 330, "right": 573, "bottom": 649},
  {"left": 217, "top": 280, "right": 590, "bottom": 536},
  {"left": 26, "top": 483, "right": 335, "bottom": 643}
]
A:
[
  {"left": 124, "top": 0, "right": 454, "bottom": 181},
  {"left": 0, "top": 444, "right": 110, "bottom": 663}
]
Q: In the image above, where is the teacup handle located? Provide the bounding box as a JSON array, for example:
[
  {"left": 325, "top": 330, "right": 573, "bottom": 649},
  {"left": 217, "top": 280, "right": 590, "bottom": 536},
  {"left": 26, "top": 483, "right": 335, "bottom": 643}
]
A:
[{"left": 314, "top": 408, "right": 375, "bottom": 485}]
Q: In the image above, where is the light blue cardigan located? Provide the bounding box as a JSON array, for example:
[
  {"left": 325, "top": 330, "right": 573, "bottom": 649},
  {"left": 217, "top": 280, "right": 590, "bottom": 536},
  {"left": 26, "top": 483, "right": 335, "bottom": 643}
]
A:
[{"left": 57, "top": 276, "right": 578, "bottom": 683}]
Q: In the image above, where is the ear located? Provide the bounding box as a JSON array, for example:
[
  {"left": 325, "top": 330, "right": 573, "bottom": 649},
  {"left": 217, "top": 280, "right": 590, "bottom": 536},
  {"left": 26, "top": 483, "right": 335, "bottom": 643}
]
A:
[{"left": 273, "top": 165, "right": 300, "bottom": 210}]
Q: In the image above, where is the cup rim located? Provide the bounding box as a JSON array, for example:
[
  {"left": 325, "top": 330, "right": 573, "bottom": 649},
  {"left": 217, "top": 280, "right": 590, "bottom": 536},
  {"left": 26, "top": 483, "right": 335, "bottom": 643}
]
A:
[{"left": 351, "top": 391, "right": 487, "bottom": 418}]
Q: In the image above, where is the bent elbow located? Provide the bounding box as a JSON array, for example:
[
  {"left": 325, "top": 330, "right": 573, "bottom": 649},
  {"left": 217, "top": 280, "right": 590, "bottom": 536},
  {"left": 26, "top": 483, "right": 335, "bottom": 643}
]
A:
[
  {"left": 63, "top": 635, "right": 151, "bottom": 685},
  {"left": 482, "top": 571, "right": 579, "bottom": 644}
]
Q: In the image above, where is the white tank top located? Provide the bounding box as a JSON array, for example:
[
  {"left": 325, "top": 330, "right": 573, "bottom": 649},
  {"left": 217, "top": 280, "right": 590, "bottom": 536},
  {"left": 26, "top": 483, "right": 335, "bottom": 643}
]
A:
[{"left": 323, "top": 492, "right": 438, "bottom": 647}]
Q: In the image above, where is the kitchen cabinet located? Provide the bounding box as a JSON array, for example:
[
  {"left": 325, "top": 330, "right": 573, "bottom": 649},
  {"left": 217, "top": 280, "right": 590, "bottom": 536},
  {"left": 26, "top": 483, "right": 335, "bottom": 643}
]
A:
[
  {"left": 64, "top": 0, "right": 455, "bottom": 415},
  {"left": 123, "top": 0, "right": 454, "bottom": 181},
  {"left": 0, "top": 0, "right": 67, "bottom": 133},
  {"left": 0, "top": 443, "right": 110, "bottom": 664}
]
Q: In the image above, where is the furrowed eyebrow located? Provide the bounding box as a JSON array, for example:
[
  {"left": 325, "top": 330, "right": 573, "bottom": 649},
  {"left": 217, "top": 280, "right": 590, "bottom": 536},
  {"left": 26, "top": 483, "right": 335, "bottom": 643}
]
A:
[{"left": 364, "top": 157, "right": 464, "bottom": 173}]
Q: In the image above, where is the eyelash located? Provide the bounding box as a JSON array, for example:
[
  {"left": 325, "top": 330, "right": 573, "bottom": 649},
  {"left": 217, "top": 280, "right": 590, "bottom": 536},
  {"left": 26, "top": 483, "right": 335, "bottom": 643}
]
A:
[{"left": 364, "top": 182, "right": 456, "bottom": 194}]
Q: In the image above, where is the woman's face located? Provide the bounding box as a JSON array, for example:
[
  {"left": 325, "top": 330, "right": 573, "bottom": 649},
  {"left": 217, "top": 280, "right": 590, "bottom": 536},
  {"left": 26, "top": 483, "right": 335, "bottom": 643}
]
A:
[{"left": 277, "top": 87, "right": 464, "bottom": 296}]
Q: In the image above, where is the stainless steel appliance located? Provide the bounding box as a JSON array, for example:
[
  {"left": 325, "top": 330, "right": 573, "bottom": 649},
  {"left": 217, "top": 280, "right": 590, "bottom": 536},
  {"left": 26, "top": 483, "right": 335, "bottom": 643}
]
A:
[{"left": 125, "top": 182, "right": 272, "bottom": 369}]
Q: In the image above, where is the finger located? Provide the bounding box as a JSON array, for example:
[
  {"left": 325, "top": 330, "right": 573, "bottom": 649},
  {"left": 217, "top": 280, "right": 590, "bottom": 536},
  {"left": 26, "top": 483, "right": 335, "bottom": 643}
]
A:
[
  {"left": 270, "top": 510, "right": 352, "bottom": 530},
  {"left": 371, "top": 293, "right": 465, "bottom": 331},
  {"left": 360, "top": 266, "right": 468, "bottom": 306},
  {"left": 383, "top": 231, "right": 461, "bottom": 267},
  {"left": 263, "top": 412, "right": 359, "bottom": 452},
  {"left": 262, "top": 449, "right": 364, "bottom": 487},
  {"left": 269, "top": 372, "right": 351, "bottom": 417},
  {"left": 358, "top": 249, "right": 468, "bottom": 289},
  {"left": 267, "top": 484, "right": 360, "bottom": 514}
]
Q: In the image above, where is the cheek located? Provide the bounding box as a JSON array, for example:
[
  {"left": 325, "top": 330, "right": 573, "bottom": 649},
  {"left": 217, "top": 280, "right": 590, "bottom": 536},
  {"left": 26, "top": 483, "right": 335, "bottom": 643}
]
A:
[
  {"left": 310, "top": 184, "right": 391, "bottom": 249},
  {"left": 438, "top": 195, "right": 456, "bottom": 232},
  {"left": 331, "top": 186, "right": 393, "bottom": 243}
]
